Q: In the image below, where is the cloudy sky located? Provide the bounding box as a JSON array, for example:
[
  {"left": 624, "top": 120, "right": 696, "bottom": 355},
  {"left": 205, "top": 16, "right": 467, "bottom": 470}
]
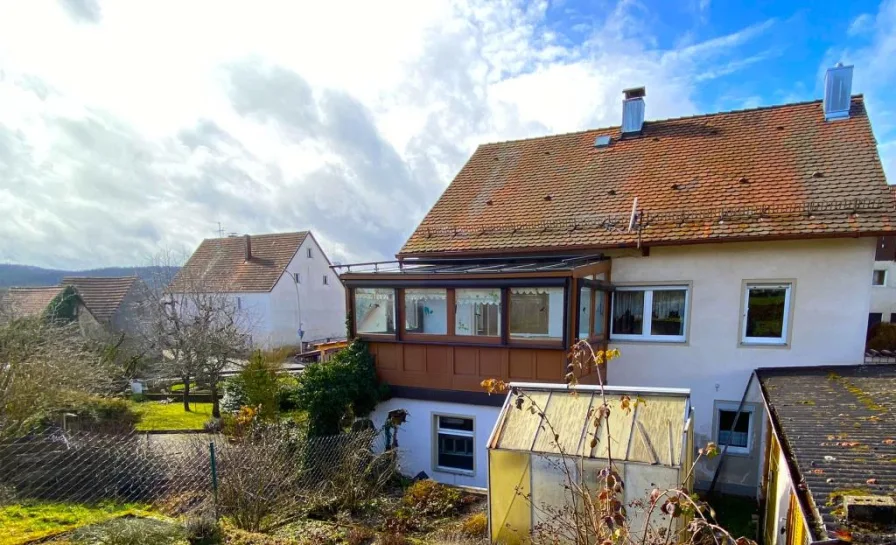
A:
[{"left": 1, "top": 0, "right": 895, "bottom": 269}]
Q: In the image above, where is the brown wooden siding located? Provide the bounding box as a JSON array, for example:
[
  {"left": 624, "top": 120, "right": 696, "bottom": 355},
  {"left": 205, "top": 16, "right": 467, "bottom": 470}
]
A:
[{"left": 369, "top": 341, "right": 604, "bottom": 393}]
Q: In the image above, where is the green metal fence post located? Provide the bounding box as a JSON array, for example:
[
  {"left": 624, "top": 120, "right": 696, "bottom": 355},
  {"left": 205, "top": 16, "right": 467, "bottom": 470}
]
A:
[{"left": 209, "top": 441, "right": 219, "bottom": 521}]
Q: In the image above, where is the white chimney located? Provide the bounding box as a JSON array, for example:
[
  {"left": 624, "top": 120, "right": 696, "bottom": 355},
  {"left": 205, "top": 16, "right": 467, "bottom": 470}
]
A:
[
  {"left": 823, "top": 63, "right": 853, "bottom": 121},
  {"left": 621, "top": 87, "right": 646, "bottom": 135}
]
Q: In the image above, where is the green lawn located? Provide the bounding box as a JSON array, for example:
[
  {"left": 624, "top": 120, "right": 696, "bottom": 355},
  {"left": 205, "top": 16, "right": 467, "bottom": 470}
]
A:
[
  {"left": 0, "top": 501, "right": 150, "bottom": 545},
  {"left": 131, "top": 401, "right": 214, "bottom": 431}
]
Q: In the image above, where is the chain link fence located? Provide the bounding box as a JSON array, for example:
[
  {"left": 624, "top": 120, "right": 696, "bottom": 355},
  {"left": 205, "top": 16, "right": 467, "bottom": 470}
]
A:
[{"left": 0, "top": 427, "right": 389, "bottom": 525}]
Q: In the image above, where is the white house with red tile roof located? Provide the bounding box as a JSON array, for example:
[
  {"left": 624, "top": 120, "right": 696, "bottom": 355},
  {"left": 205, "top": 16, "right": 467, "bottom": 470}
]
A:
[
  {"left": 169, "top": 231, "right": 345, "bottom": 349},
  {"left": 336, "top": 65, "right": 895, "bottom": 497}
]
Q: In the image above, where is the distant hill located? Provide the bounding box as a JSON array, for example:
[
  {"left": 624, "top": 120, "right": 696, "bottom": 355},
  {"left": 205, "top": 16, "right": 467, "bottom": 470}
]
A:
[{"left": 0, "top": 264, "right": 179, "bottom": 288}]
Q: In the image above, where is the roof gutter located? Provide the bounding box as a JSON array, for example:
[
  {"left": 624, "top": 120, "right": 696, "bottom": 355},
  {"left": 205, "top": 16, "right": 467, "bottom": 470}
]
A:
[{"left": 755, "top": 370, "right": 823, "bottom": 544}]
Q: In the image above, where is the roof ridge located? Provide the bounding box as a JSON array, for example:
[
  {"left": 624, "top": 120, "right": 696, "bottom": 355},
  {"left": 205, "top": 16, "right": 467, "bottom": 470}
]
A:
[
  {"left": 481, "top": 95, "right": 863, "bottom": 147},
  {"left": 201, "top": 230, "right": 310, "bottom": 244},
  {"left": 7, "top": 286, "right": 64, "bottom": 291},
  {"left": 62, "top": 275, "right": 138, "bottom": 280}
]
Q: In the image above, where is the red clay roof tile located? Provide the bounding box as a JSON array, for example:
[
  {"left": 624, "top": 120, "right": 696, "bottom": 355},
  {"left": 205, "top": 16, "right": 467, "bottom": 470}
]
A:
[
  {"left": 400, "top": 97, "right": 895, "bottom": 257},
  {"left": 169, "top": 232, "right": 309, "bottom": 293}
]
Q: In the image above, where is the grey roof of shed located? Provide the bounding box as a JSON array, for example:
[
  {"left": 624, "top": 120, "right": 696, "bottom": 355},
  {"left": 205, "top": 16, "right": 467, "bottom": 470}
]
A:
[{"left": 757, "top": 365, "right": 896, "bottom": 543}]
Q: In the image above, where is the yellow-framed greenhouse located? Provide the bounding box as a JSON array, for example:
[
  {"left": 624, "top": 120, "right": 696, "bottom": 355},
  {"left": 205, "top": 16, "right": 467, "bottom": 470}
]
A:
[{"left": 487, "top": 383, "right": 694, "bottom": 544}]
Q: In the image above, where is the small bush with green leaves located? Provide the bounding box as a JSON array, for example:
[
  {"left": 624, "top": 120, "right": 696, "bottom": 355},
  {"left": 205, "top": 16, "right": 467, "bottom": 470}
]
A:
[
  {"left": 296, "top": 340, "right": 388, "bottom": 436},
  {"left": 185, "top": 513, "right": 222, "bottom": 545}
]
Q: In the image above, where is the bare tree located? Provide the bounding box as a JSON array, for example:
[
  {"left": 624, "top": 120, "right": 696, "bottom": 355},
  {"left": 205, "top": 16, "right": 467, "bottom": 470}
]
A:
[{"left": 141, "top": 250, "right": 251, "bottom": 416}]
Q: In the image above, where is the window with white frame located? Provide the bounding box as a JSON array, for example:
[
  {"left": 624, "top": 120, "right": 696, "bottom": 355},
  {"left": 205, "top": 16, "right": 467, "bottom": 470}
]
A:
[
  {"left": 322, "top": 275, "right": 329, "bottom": 285},
  {"left": 742, "top": 283, "right": 792, "bottom": 345},
  {"left": 873, "top": 269, "right": 887, "bottom": 286},
  {"left": 307, "top": 247, "right": 313, "bottom": 258},
  {"left": 716, "top": 403, "right": 753, "bottom": 455},
  {"left": 611, "top": 286, "right": 688, "bottom": 341},
  {"left": 435, "top": 415, "right": 474, "bottom": 473},
  {"left": 294, "top": 272, "right": 301, "bottom": 284}
]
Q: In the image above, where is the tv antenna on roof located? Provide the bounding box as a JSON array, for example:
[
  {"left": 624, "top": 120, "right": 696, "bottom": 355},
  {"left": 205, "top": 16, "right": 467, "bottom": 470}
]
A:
[{"left": 627, "top": 197, "right": 640, "bottom": 232}]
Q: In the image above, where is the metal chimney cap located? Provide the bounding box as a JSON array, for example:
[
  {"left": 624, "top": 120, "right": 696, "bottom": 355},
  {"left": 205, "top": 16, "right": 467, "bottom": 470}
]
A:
[{"left": 623, "top": 87, "right": 646, "bottom": 99}]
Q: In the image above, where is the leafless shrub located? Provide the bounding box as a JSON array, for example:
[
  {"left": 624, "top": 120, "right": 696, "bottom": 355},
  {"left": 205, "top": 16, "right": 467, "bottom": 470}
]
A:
[{"left": 0, "top": 315, "right": 116, "bottom": 437}]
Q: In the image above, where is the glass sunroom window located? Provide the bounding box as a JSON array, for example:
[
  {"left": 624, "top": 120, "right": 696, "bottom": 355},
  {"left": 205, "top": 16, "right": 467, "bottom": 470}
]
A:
[
  {"left": 404, "top": 289, "right": 448, "bottom": 334},
  {"left": 578, "top": 286, "right": 592, "bottom": 340},
  {"left": 510, "top": 287, "right": 563, "bottom": 340},
  {"left": 354, "top": 288, "right": 395, "bottom": 334},
  {"left": 455, "top": 288, "right": 501, "bottom": 336}
]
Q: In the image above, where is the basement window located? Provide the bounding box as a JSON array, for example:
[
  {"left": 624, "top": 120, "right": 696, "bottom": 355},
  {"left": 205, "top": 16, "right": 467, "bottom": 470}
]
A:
[
  {"left": 715, "top": 403, "right": 753, "bottom": 455},
  {"left": 611, "top": 286, "right": 688, "bottom": 342},
  {"left": 434, "top": 415, "right": 474, "bottom": 474}
]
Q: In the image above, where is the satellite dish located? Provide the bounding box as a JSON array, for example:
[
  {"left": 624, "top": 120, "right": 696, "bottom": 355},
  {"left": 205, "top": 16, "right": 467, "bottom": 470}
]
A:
[{"left": 627, "top": 197, "right": 639, "bottom": 232}]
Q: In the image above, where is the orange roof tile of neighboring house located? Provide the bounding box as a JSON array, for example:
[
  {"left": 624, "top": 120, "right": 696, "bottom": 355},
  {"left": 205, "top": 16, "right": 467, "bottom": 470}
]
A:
[
  {"left": 0, "top": 286, "right": 65, "bottom": 319},
  {"left": 400, "top": 96, "right": 895, "bottom": 257},
  {"left": 168, "top": 232, "right": 309, "bottom": 293},
  {"left": 61, "top": 276, "right": 140, "bottom": 323}
]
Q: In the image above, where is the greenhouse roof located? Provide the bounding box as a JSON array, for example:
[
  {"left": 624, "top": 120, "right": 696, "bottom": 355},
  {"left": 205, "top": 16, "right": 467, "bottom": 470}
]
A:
[{"left": 488, "top": 383, "right": 692, "bottom": 467}]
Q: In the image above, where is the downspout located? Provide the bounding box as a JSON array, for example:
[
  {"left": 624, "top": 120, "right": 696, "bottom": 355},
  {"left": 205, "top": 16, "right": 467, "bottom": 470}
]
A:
[
  {"left": 292, "top": 272, "right": 303, "bottom": 346},
  {"left": 707, "top": 371, "right": 756, "bottom": 495}
]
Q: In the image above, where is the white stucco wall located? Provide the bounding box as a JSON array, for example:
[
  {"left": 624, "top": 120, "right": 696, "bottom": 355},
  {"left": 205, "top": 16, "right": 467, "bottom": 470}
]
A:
[
  {"left": 219, "top": 234, "right": 346, "bottom": 349},
  {"left": 869, "top": 260, "right": 896, "bottom": 321},
  {"left": 606, "top": 237, "right": 875, "bottom": 493},
  {"left": 370, "top": 397, "right": 501, "bottom": 489}
]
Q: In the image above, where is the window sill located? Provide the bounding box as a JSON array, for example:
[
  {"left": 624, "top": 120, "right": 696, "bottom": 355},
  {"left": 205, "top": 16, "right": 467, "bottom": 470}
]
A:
[
  {"left": 717, "top": 446, "right": 751, "bottom": 457},
  {"left": 610, "top": 336, "right": 687, "bottom": 344},
  {"left": 434, "top": 466, "right": 475, "bottom": 477},
  {"left": 739, "top": 340, "right": 789, "bottom": 349}
]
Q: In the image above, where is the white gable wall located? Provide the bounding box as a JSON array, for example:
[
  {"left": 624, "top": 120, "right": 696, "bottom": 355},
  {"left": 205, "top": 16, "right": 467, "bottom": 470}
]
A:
[
  {"left": 606, "top": 237, "right": 875, "bottom": 494},
  {"left": 265, "top": 234, "right": 346, "bottom": 347}
]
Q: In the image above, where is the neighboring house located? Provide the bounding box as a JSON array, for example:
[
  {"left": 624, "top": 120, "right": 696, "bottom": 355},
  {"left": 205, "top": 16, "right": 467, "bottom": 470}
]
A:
[
  {"left": 0, "top": 285, "right": 101, "bottom": 334},
  {"left": 336, "top": 64, "right": 895, "bottom": 492},
  {"left": 61, "top": 276, "right": 148, "bottom": 336},
  {"left": 868, "top": 235, "right": 896, "bottom": 334},
  {"left": 755, "top": 364, "right": 895, "bottom": 544},
  {"left": 168, "top": 231, "right": 345, "bottom": 349}
]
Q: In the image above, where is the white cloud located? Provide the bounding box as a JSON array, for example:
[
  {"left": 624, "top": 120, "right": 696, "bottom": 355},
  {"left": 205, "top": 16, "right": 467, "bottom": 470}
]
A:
[
  {"left": 824, "top": 0, "right": 896, "bottom": 183},
  {"left": 0, "top": 0, "right": 777, "bottom": 269}
]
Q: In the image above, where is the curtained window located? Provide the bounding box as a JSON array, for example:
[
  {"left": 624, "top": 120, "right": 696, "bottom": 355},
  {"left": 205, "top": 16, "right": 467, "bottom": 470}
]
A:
[
  {"left": 354, "top": 288, "right": 396, "bottom": 334},
  {"left": 510, "top": 287, "right": 563, "bottom": 340},
  {"left": 404, "top": 289, "right": 448, "bottom": 334},
  {"left": 455, "top": 289, "right": 501, "bottom": 336},
  {"left": 611, "top": 286, "right": 688, "bottom": 341}
]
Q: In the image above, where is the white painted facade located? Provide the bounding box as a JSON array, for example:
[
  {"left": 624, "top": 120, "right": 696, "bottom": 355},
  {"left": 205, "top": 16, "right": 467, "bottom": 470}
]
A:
[
  {"left": 869, "top": 259, "right": 896, "bottom": 322},
  {"left": 606, "top": 237, "right": 876, "bottom": 494},
  {"left": 370, "top": 397, "right": 501, "bottom": 489},
  {"left": 227, "top": 235, "right": 346, "bottom": 348}
]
